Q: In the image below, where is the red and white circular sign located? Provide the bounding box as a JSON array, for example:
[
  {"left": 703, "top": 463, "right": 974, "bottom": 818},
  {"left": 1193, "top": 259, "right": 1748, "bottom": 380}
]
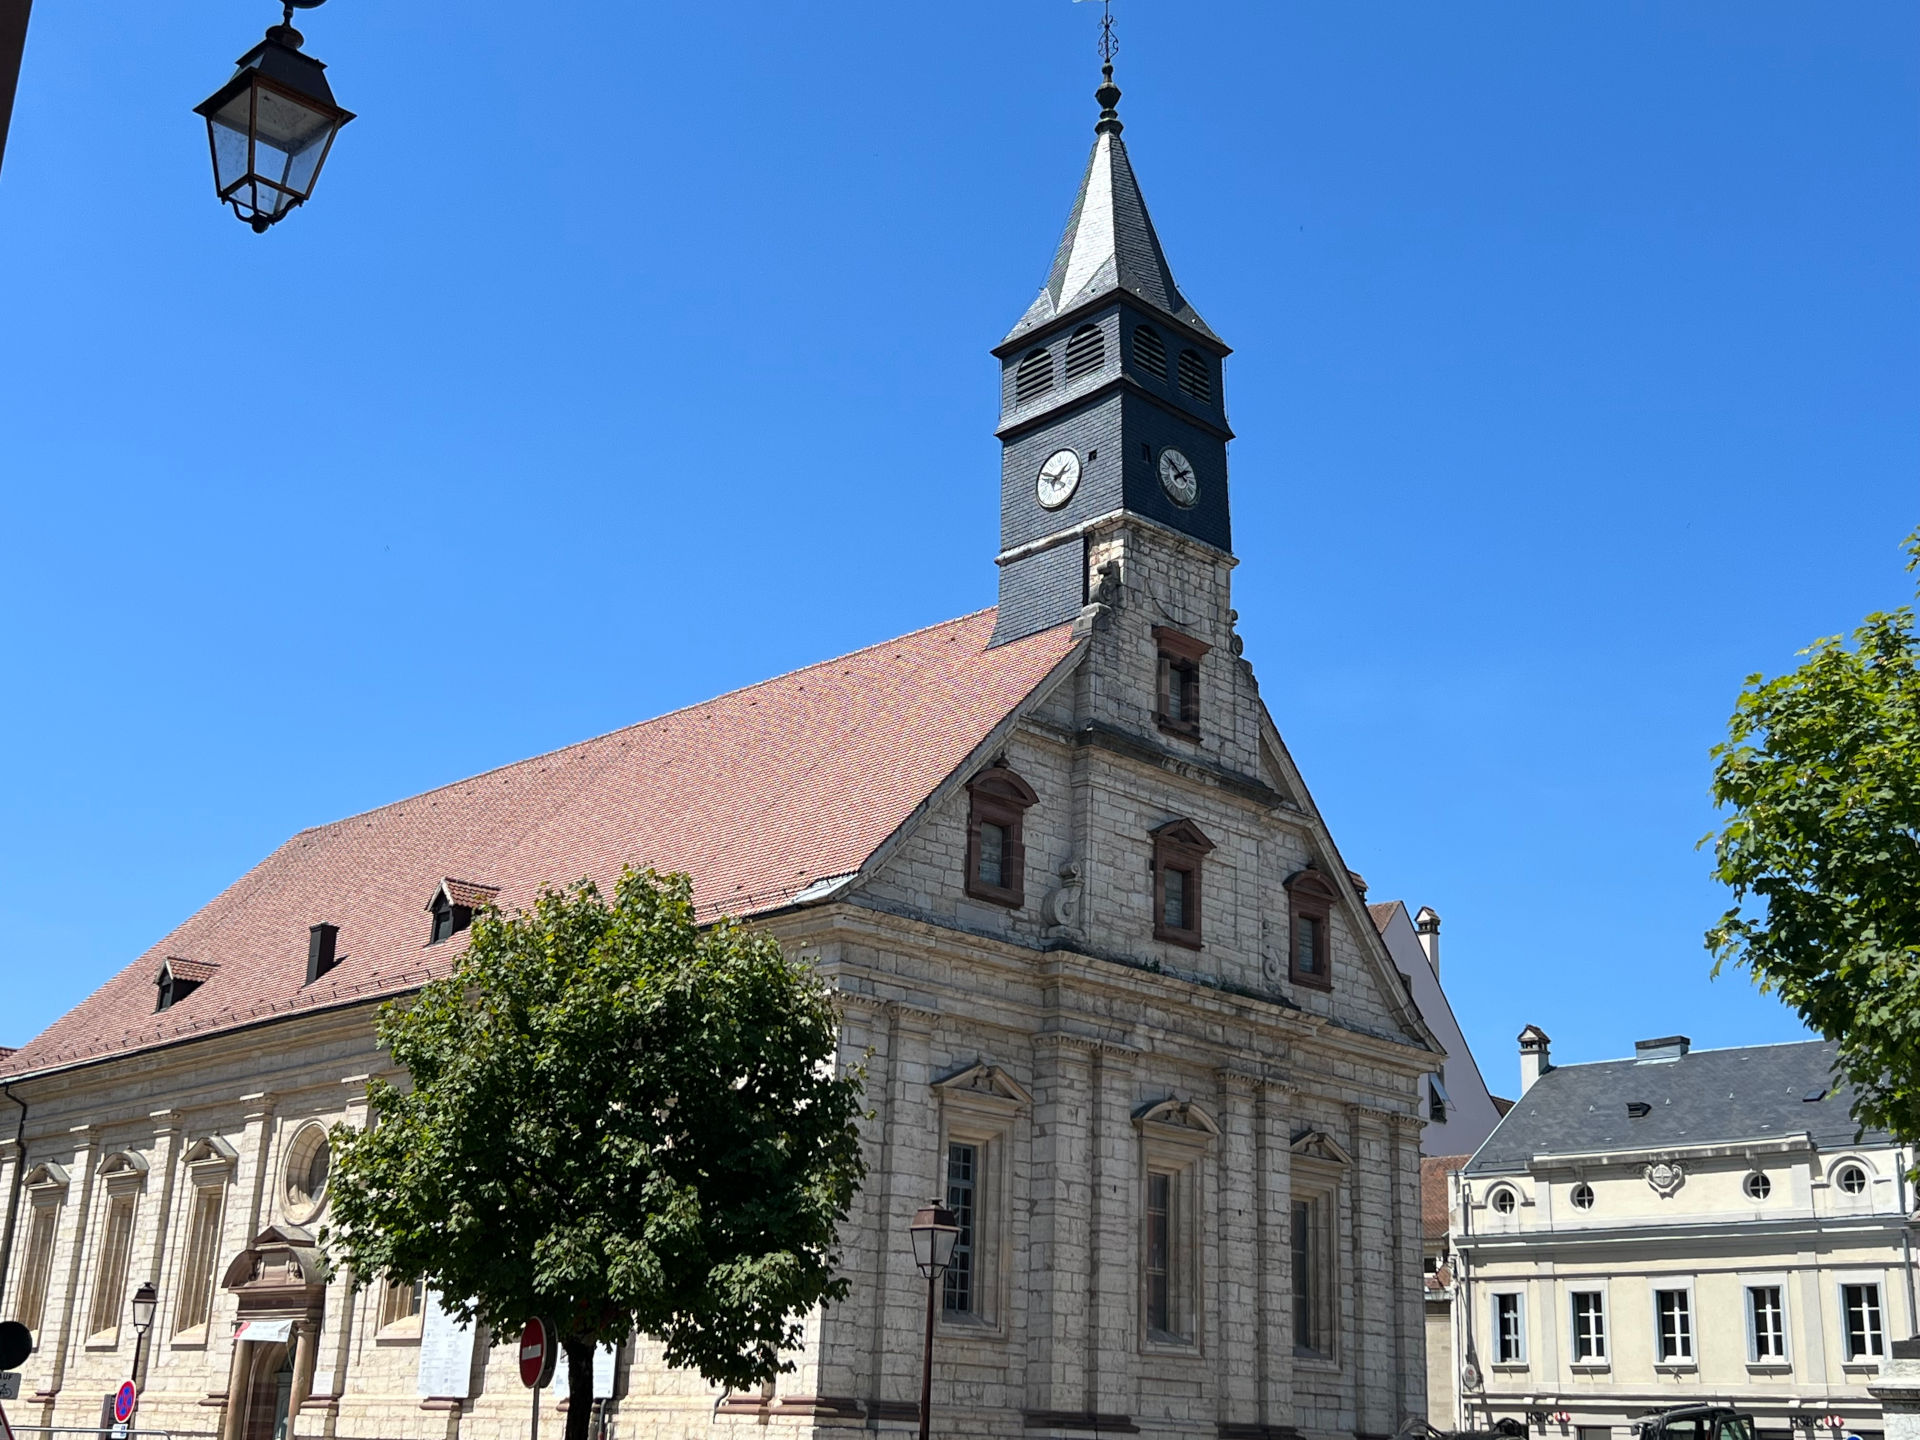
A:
[
  {"left": 518, "top": 1318, "right": 556, "bottom": 1389},
  {"left": 113, "top": 1381, "right": 137, "bottom": 1425}
]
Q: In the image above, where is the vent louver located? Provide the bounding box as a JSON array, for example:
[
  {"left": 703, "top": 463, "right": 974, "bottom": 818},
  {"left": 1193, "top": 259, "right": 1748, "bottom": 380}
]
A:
[
  {"left": 1133, "top": 325, "right": 1166, "bottom": 379},
  {"left": 1015, "top": 348, "right": 1054, "bottom": 405},
  {"left": 1177, "top": 349, "right": 1211, "bottom": 402},
  {"left": 1065, "top": 325, "right": 1105, "bottom": 382}
]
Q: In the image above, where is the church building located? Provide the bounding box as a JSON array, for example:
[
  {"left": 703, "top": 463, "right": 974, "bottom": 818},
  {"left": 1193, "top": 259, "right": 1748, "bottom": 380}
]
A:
[{"left": 0, "top": 56, "right": 1437, "bottom": 1440}]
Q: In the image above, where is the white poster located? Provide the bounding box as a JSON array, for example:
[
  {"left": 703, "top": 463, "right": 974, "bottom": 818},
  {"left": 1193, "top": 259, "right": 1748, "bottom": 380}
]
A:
[
  {"left": 415, "top": 1293, "right": 479, "bottom": 1399},
  {"left": 548, "top": 1340, "right": 617, "bottom": 1400}
]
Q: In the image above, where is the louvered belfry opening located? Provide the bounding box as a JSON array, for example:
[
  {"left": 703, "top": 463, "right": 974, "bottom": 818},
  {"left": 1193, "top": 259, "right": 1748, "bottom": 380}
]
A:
[
  {"left": 1177, "top": 348, "right": 1211, "bottom": 402},
  {"left": 1014, "top": 348, "right": 1055, "bottom": 404},
  {"left": 1133, "top": 324, "right": 1167, "bottom": 379},
  {"left": 1064, "top": 325, "right": 1105, "bottom": 382}
]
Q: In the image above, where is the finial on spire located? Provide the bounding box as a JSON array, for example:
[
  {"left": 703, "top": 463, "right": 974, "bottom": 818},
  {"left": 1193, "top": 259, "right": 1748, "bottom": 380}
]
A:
[{"left": 1091, "top": 0, "right": 1122, "bottom": 134}]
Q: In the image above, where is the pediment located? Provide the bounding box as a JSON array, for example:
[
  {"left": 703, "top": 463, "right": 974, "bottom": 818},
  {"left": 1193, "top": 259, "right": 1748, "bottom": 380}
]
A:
[
  {"left": 98, "top": 1150, "right": 149, "bottom": 1178},
  {"left": 1150, "top": 818, "right": 1216, "bottom": 854},
  {"left": 1290, "top": 1128, "right": 1352, "bottom": 1167},
  {"left": 1283, "top": 865, "right": 1340, "bottom": 905},
  {"left": 222, "top": 1224, "right": 326, "bottom": 1292},
  {"left": 1134, "top": 1098, "right": 1221, "bottom": 1136},
  {"left": 182, "top": 1135, "right": 239, "bottom": 1167},
  {"left": 933, "top": 1061, "right": 1033, "bottom": 1112},
  {"left": 967, "top": 766, "right": 1038, "bottom": 809},
  {"left": 24, "top": 1161, "right": 70, "bottom": 1190}
]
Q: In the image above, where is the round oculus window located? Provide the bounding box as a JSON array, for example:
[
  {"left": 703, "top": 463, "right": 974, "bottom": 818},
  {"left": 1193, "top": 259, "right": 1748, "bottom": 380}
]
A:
[
  {"left": 1745, "top": 1171, "right": 1772, "bottom": 1201},
  {"left": 1837, "top": 1163, "right": 1868, "bottom": 1195},
  {"left": 1570, "top": 1182, "right": 1595, "bottom": 1210},
  {"left": 282, "top": 1122, "right": 333, "bottom": 1223},
  {"left": 1490, "top": 1186, "right": 1517, "bottom": 1215}
]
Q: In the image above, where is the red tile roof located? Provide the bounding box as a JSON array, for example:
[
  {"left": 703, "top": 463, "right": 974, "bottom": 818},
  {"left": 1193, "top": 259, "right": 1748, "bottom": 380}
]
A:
[
  {"left": 1422, "top": 1154, "right": 1470, "bottom": 1242},
  {"left": 5, "top": 610, "right": 1080, "bottom": 1079},
  {"left": 1367, "top": 900, "right": 1402, "bottom": 933},
  {"left": 435, "top": 880, "right": 502, "bottom": 911},
  {"left": 160, "top": 957, "right": 220, "bottom": 984}
]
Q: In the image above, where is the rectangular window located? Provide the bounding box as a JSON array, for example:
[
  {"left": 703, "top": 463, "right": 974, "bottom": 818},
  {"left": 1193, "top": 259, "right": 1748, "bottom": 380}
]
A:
[
  {"left": 976, "top": 824, "right": 1007, "bottom": 890},
  {"left": 1655, "top": 1289, "right": 1693, "bottom": 1362},
  {"left": 1570, "top": 1289, "right": 1607, "bottom": 1363},
  {"left": 1163, "top": 868, "right": 1189, "bottom": 932},
  {"left": 1153, "top": 627, "right": 1209, "bottom": 740},
  {"left": 1494, "top": 1292, "right": 1525, "bottom": 1363},
  {"left": 943, "top": 1143, "right": 978, "bottom": 1316},
  {"left": 1291, "top": 1196, "right": 1332, "bottom": 1355},
  {"left": 87, "top": 1193, "right": 137, "bottom": 1340},
  {"left": 16, "top": 1206, "right": 59, "bottom": 1337},
  {"left": 1747, "top": 1286, "right": 1786, "bottom": 1362},
  {"left": 1146, "top": 1171, "right": 1173, "bottom": 1335},
  {"left": 1294, "top": 916, "right": 1321, "bottom": 977},
  {"left": 173, "top": 1184, "right": 226, "bottom": 1334},
  {"left": 379, "top": 1277, "right": 426, "bottom": 1330},
  {"left": 1843, "top": 1283, "right": 1884, "bottom": 1360}
]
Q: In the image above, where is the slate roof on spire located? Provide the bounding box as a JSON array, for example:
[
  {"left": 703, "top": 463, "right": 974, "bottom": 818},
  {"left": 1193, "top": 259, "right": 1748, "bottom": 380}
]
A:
[{"left": 1003, "top": 93, "right": 1219, "bottom": 348}]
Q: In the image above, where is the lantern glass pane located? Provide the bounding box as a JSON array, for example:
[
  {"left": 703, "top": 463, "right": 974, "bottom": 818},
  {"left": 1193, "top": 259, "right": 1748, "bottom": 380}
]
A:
[
  {"left": 254, "top": 86, "right": 337, "bottom": 200},
  {"left": 931, "top": 1222, "right": 959, "bottom": 1270},
  {"left": 208, "top": 91, "right": 253, "bottom": 195}
]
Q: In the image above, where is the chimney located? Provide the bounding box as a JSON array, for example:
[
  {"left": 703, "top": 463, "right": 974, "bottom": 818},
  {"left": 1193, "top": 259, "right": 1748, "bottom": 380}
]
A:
[
  {"left": 1518, "top": 1024, "right": 1552, "bottom": 1094},
  {"left": 1415, "top": 906, "right": 1441, "bottom": 975},
  {"left": 1634, "top": 1035, "right": 1691, "bottom": 1063},
  {"left": 307, "top": 922, "right": 340, "bottom": 985}
]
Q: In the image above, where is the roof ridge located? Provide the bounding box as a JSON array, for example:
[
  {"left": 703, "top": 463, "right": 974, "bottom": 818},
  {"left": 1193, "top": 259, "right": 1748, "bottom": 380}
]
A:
[
  {"left": 293, "top": 607, "right": 1007, "bottom": 840},
  {"left": 1542, "top": 1036, "right": 1831, "bottom": 1072}
]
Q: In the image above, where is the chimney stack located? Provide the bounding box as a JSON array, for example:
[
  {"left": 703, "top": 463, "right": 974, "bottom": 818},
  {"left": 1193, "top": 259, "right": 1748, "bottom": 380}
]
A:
[
  {"left": 1518, "top": 1024, "right": 1552, "bottom": 1094},
  {"left": 1415, "top": 906, "right": 1441, "bottom": 975},
  {"left": 1634, "top": 1036, "right": 1691, "bottom": 1062},
  {"left": 307, "top": 922, "right": 340, "bottom": 984}
]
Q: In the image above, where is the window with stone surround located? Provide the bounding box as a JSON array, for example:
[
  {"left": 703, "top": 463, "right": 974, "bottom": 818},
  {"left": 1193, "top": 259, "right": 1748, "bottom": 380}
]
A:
[
  {"left": 1151, "top": 818, "right": 1214, "bottom": 949},
  {"left": 1493, "top": 1291, "right": 1526, "bottom": 1364},
  {"left": 1134, "top": 1099, "right": 1217, "bottom": 1349},
  {"left": 1569, "top": 1288, "right": 1608, "bottom": 1364},
  {"left": 1654, "top": 1286, "right": 1694, "bottom": 1364},
  {"left": 1152, "top": 626, "right": 1209, "bottom": 740},
  {"left": 1842, "top": 1280, "right": 1885, "bottom": 1361},
  {"left": 1289, "top": 1128, "right": 1349, "bottom": 1362},
  {"left": 932, "top": 1063, "right": 1030, "bottom": 1330},
  {"left": 379, "top": 1276, "right": 426, "bottom": 1335},
  {"left": 171, "top": 1136, "right": 236, "bottom": 1340},
  {"left": 964, "top": 765, "right": 1037, "bottom": 909},
  {"left": 86, "top": 1185, "right": 139, "bottom": 1342},
  {"left": 14, "top": 1196, "right": 60, "bottom": 1339},
  {"left": 1284, "top": 866, "right": 1337, "bottom": 990}
]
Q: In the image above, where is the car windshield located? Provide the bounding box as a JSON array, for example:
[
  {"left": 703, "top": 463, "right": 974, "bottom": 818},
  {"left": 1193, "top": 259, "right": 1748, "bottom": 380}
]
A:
[{"left": 1715, "top": 1418, "right": 1754, "bottom": 1440}]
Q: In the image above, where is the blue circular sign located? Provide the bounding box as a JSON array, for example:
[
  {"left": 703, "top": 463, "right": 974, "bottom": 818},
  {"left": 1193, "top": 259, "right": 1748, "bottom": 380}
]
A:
[{"left": 113, "top": 1380, "right": 137, "bottom": 1424}]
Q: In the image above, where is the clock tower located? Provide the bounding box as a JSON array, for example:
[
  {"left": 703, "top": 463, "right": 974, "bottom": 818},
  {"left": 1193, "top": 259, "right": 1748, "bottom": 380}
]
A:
[{"left": 990, "top": 62, "right": 1233, "bottom": 646}]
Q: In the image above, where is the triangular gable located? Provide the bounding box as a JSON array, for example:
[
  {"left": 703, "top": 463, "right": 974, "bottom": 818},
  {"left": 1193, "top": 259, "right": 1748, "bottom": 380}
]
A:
[
  {"left": 933, "top": 1062, "right": 1035, "bottom": 1112},
  {"left": 1290, "top": 1128, "right": 1353, "bottom": 1167},
  {"left": 1134, "top": 1097, "right": 1221, "bottom": 1136},
  {"left": 1149, "top": 817, "right": 1216, "bottom": 854}
]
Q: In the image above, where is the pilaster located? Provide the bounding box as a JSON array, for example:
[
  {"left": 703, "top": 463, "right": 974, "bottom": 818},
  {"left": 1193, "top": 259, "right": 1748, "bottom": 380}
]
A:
[
  {"left": 873, "top": 1003, "right": 937, "bottom": 1416},
  {"left": 1390, "top": 1114, "right": 1426, "bottom": 1427},
  {"left": 1088, "top": 1042, "right": 1138, "bottom": 1419},
  {"left": 1258, "top": 1081, "right": 1295, "bottom": 1432},
  {"left": 1026, "top": 1031, "right": 1095, "bottom": 1418},
  {"left": 138, "top": 1110, "right": 186, "bottom": 1391},
  {"left": 36, "top": 1124, "right": 98, "bottom": 1400},
  {"left": 1212, "top": 1070, "right": 1259, "bottom": 1429}
]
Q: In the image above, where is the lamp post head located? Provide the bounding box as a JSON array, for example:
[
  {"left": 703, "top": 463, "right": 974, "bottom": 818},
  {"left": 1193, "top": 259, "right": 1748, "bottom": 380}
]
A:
[
  {"left": 131, "top": 1281, "right": 158, "bottom": 1336},
  {"left": 908, "top": 1198, "right": 959, "bottom": 1280},
  {"left": 194, "top": 0, "right": 354, "bottom": 233}
]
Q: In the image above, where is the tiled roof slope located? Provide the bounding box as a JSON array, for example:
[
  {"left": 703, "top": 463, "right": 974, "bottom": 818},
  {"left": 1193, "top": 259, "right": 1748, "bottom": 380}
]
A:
[
  {"left": 4, "top": 610, "right": 1080, "bottom": 1079},
  {"left": 1466, "top": 1039, "right": 1880, "bottom": 1176},
  {"left": 1422, "top": 1154, "right": 1469, "bottom": 1242}
]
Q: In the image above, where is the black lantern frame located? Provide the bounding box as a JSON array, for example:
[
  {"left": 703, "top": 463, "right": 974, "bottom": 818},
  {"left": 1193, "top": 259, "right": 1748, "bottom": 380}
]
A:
[{"left": 194, "top": 1, "right": 353, "bottom": 233}]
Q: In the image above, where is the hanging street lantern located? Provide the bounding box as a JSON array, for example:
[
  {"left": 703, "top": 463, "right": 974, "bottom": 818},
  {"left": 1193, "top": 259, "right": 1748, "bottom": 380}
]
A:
[{"left": 194, "top": 0, "right": 353, "bottom": 233}]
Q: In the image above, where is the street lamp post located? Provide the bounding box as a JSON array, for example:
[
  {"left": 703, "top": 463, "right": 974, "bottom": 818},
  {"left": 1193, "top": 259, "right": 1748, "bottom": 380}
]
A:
[
  {"left": 907, "top": 1199, "right": 959, "bottom": 1440},
  {"left": 193, "top": 0, "right": 353, "bottom": 233},
  {"left": 129, "top": 1281, "right": 157, "bottom": 1391}
]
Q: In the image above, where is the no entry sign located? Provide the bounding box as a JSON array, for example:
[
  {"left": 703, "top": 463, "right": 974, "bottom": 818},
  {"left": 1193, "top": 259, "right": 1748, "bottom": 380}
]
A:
[
  {"left": 518, "top": 1319, "right": 556, "bottom": 1390},
  {"left": 113, "top": 1381, "right": 137, "bottom": 1425}
]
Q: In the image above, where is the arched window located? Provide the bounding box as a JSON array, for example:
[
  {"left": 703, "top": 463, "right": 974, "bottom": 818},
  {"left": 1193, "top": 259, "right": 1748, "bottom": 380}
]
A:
[
  {"left": 1133, "top": 325, "right": 1167, "bottom": 379},
  {"left": 1015, "top": 349, "right": 1054, "bottom": 405},
  {"left": 1490, "top": 1186, "right": 1517, "bottom": 1215},
  {"left": 1065, "top": 325, "right": 1105, "bottom": 381},
  {"left": 1177, "top": 348, "right": 1211, "bottom": 402}
]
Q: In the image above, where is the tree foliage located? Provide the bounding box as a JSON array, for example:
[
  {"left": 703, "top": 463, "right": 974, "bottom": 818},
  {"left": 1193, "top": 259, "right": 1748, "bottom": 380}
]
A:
[
  {"left": 325, "top": 869, "right": 867, "bottom": 1440},
  {"left": 1706, "top": 530, "right": 1920, "bottom": 1144}
]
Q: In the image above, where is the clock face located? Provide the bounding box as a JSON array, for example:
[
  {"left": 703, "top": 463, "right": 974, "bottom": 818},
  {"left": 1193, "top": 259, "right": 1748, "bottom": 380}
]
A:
[
  {"left": 1158, "top": 447, "right": 1198, "bottom": 508},
  {"left": 1036, "top": 448, "right": 1082, "bottom": 510}
]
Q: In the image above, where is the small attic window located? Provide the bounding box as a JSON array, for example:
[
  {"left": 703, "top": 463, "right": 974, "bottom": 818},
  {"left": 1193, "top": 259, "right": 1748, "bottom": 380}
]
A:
[
  {"left": 1177, "top": 348, "right": 1211, "bottom": 402},
  {"left": 155, "top": 957, "right": 217, "bottom": 1013},
  {"left": 1133, "top": 324, "right": 1167, "bottom": 379},
  {"left": 1626, "top": 1101, "right": 1652, "bottom": 1119},
  {"left": 425, "top": 879, "right": 500, "bottom": 945},
  {"left": 1065, "top": 325, "right": 1105, "bottom": 381},
  {"left": 1015, "top": 348, "right": 1055, "bottom": 404}
]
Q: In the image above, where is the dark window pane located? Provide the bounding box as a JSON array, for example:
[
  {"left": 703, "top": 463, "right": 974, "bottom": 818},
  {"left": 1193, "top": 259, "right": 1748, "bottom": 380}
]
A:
[
  {"left": 1146, "top": 1172, "right": 1171, "bottom": 1333},
  {"left": 1295, "top": 916, "right": 1320, "bottom": 975},
  {"left": 943, "top": 1143, "right": 977, "bottom": 1315},
  {"left": 1291, "top": 1199, "right": 1315, "bottom": 1351},
  {"left": 1163, "top": 868, "right": 1187, "bottom": 931},
  {"left": 977, "top": 823, "right": 1006, "bottom": 889}
]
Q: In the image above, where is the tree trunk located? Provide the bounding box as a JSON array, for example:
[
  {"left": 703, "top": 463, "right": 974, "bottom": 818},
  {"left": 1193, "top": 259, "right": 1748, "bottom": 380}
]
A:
[{"left": 562, "top": 1335, "right": 596, "bottom": 1440}]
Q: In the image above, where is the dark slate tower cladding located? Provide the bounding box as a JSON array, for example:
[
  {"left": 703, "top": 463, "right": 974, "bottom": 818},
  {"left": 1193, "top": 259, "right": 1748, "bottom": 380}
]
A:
[{"left": 990, "top": 63, "right": 1233, "bottom": 646}]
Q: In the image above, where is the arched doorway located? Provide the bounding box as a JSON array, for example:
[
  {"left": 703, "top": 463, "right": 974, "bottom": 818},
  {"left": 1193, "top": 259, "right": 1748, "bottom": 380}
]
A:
[
  {"left": 239, "top": 1343, "right": 294, "bottom": 1440},
  {"left": 218, "top": 1226, "right": 327, "bottom": 1440}
]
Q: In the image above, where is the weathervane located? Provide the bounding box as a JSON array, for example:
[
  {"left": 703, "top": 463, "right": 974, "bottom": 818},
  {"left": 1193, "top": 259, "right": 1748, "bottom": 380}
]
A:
[
  {"left": 1076, "top": 0, "right": 1123, "bottom": 133},
  {"left": 1074, "top": 0, "right": 1119, "bottom": 66}
]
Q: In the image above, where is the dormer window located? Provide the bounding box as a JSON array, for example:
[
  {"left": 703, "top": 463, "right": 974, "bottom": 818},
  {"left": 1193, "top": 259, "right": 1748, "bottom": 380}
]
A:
[
  {"left": 425, "top": 879, "right": 500, "bottom": 945},
  {"left": 155, "top": 956, "right": 217, "bottom": 1012},
  {"left": 1015, "top": 348, "right": 1055, "bottom": 405},
  {"left": 1151, "top": 819, "right": 1215, "bottom": 949},
  {"left": 965, "top": 767, "right": 1038, "bottom": 908},
  {"left": 1152, "top": 626, "right": 1210, "bottom": 740},
  {"left": 1133, "top": 324, "right": 1167, "bottom": 379},
  {"left": 1284, "top": 866, "right": 1338, "bottom": 990},
  {"left": 1177, "top": 348, "right": 1211, "bottom": 402},
  {"left": 1065, "top": 325, "right": 1105, "bottom": 381}
]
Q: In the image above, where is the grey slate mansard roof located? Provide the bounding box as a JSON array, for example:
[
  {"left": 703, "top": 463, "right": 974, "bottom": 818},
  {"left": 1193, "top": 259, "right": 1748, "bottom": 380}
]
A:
[{"left": 1466, "top": 1039, "right": 1887, "bottom": 1176}]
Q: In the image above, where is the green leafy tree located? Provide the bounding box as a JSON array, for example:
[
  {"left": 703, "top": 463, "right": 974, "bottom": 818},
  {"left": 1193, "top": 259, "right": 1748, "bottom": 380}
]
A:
[
  {"left": 324, "top": 869, "right": 867, "bottom": 1440},
  {"left": 1706, "top": 529, "right": 1920, "bottom": 1144}
]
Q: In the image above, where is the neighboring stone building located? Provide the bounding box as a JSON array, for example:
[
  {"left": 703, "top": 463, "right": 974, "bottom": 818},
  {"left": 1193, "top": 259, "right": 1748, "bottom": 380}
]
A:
[
  {"left": 1447, "top": 1029, "right": 1918, "bottom": 1438},
  {"left": 0, "top": 58, "right": 1439, "bottom": 1440},
  {"left": 1368, "top": 904, "right": 1506, "bottom": 1159}
]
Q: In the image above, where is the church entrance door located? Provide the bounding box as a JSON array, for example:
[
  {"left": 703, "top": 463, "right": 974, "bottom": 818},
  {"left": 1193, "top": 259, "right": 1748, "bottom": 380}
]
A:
[{"left": 240, "top": 1343, "right": 293, "bottom": 1440}]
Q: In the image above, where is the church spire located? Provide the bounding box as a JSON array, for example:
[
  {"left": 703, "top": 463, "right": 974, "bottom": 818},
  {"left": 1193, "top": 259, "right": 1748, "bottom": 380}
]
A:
[{"left": 1001, "top": 51, "right": 1217, "bottom": 348}]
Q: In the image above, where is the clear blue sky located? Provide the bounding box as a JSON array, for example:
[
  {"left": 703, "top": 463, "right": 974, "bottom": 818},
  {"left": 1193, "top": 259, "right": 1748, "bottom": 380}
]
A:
[{"left": 2, "top": 2, "right": 1914, "bottom": 1087}]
